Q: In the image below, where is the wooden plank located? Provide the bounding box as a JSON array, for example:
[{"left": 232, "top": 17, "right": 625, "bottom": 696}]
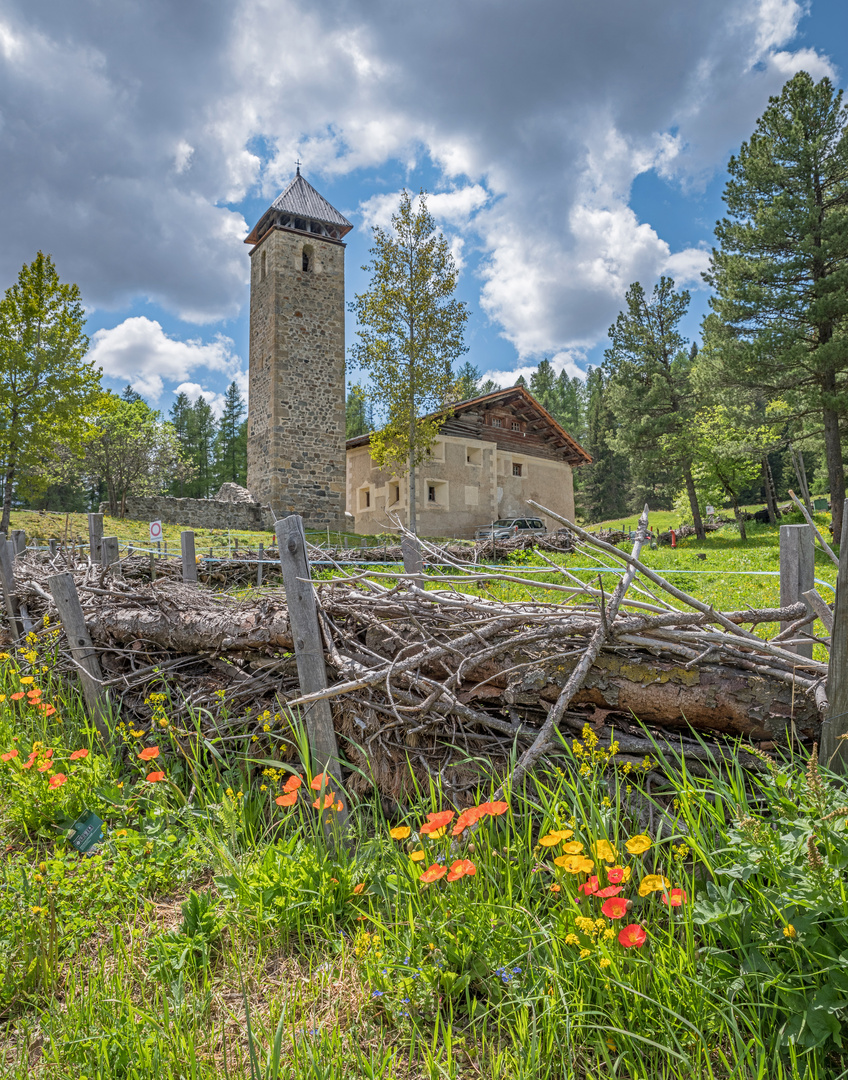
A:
[
  {"left": 181, "top": 530, "right": 198, "bottom": 584},
  {"left": 401, "top": 535, "right": 424, "bottom": 587},
  {"left": 11, "top": 529, "right": 26, "bottom": 555},
  {"left": 824, "top": 498, "right": 848, "bottom": 772},
  {"left": 101, "top": 535, "right": 119, "bottom": 569},
  {"left": 788, "top": 490, "right": 838, "bottom": 567},
  {"left": 780, "top": 524, "right": 814, "bottom": 659},
  {"left": 275, "top": 515, "right": 346, "bottom": 820},
  {"left": 48, "top": 572, "right": 111, "bottom": 741},
  {"left": 0, "top": 539, "right": 23, "bottom": 640},
  {"left": 88, "top": 513, "right": 103, "bottom": 561},
  {"left": 48, "top": 539, "right": 58, "bottom": 556}
]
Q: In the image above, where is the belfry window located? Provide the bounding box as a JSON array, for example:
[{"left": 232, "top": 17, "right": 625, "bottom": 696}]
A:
[{"left": 302, "top": 244, "right": 314, "bottom": 272}]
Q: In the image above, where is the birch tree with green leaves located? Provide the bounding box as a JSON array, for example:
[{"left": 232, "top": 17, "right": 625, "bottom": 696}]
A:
[
  {"left": 350, "top": 190, "right": 468, "bottom": 534},
  {"left": 0, "top": 252, "right": 100, "bottom": 532}
]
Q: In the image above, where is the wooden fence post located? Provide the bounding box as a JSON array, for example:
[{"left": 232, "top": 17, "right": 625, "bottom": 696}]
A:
[
  {"left": 824, "top": 498, "right": 848, "bottom": 772},
  {"left": 181, "top": 530, "right": 198, "bottom": 584},
  {"left": 48, "top": 572, "right": 111, "bottom": 741},
  {"left": 48, "top": 539, "right": 58, "bottom": 557},
  {"left": 276, "top": 515, "right": 345, "bottom": 811},
  {"left": 11, "top": 530, "right": 26, "bottom": 556},
  {"left": 101, "top": 536, "right": 119, "bottom": 569},
  {"left": 0, "top": 539, "right": 23, "bottom": 640},
  {"left": 88, "top": 513, "right": 103, "bottom": 562},
  {"left": 401, "top": 534, "right": 424, "bottom": 587},
  {"left": 780, "top": 523, "right": 814, "bottom": 659}
]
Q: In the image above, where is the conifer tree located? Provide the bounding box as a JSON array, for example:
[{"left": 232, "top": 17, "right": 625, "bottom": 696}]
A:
[
  {"left": 168, "top": 391, "right": 192, "bottom": 496},
  {"left": 705, "top": 71, "right": 848, "bottom": 542},
  {"left": 185, "top": 396, "right": 216, "bottom": 498},
  {"left": 454, "top": 361, "right": 482, "bottom": 401},
  {"left": 345, "top": 384, "right": 370, "bottom": 438},
  {"left": 578, "top": 367, "right": 630, "bottom": 522},
  {"left": 214, "top": 381, "right": 247, "bottom": 487}
]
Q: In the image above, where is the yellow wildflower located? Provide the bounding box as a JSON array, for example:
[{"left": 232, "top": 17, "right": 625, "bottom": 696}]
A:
[
  {"left": 625, "top": 834, "right": 652, "bottom": 855},
  {"left": 593, "top": 839, "right": 617, "bottom": 863},
  {"left": 579, "top": 948, "right": 591, "bottom": 960},
  {"left": 409, "top": 851, "right": 426, "bottom": 862},
  {"left": 638, "top": 874, "right": 671, "bottom": 897},
  {"left": 783, "top": 925, "right": 797, "bottom": 939},
  {"left": 599, "top": 957, "right": 611, "bottom": 969},
  {"left": 20, "top": 676, "right": 34, "bottom": 685},
  {"left": 390, "top": 826, "right": 411, "bottom": 840}
]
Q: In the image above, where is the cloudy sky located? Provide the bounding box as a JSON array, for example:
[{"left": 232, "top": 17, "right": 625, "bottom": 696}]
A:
[{"left": 1, "top": 0, "right": 845, "bottom": 415}]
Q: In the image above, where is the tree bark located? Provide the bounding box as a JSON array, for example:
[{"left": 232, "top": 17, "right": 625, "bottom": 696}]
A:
[
  {"left": 762, "top": 456, "right": 778, "bottom": 525},
  {"left": 822, "top": 395, "right": 845, "bottom": 545},
  {"left": 683, "top": 466, "right": 706, "bottom": 540}
]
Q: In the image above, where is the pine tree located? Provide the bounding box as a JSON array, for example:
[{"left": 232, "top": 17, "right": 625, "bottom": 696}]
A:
[
  {"left": 121, "top": 384, "right": 144, "bottom": 404},
  {"left": 0, "top": 252, "right": 100, "bottom": 531},
  {"left": 454, "top": 361, "right": 482, "bottom": 401},
  {"left": 214, "top": 381, "right": 247, "bottom": 487},
  {"left": 168, "top": 391, "right": 192, "bottom": 496},
  {"left": 705, "top": 71, "right": 848, "bottom": 542},
  {"left": 345, "top": 384, "right": 370, "bottom": 438},
  {"left": 350, "top": 190, "right": 469, "bottom": 534},
  {"left": 185, "top": 396, "right": 216, "bottom": 498},
  {"left": 529, "top": 359, "right": 558, "bottom": 416},
  {"left": 578, "top": 367, "right": 630, "bottom": 522}
]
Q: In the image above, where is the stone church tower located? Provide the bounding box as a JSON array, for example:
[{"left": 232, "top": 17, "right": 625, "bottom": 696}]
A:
[{"left": 244, "top": 169, "right": 352, "bottom": 528}]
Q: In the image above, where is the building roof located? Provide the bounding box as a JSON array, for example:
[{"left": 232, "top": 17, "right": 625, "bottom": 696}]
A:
[
  {"left": 346, "top": 384, "right": 592, "bottom": 466},
  {"left": 245, "top": 169, "right": 353, "bottom": 245}
]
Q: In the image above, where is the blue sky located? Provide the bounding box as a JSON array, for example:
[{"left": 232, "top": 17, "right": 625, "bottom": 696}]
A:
[{"left": 1, "top": 0, "right": 845, "bottom": 416}]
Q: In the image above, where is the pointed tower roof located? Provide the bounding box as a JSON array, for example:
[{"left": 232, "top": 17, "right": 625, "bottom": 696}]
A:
[{"left": 245, "top": 168, "right": 353, "bottom": 245}]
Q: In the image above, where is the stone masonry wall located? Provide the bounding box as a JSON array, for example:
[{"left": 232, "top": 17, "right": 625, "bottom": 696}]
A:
[
  {"left": 247, "top": 227, "right": 347, "bottom": 530},
  {"left": 99, "top": 496, "right": 276, "bottom": 531}
]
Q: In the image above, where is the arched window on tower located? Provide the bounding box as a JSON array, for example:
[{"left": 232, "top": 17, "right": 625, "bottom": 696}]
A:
[{"left": 302, "top": 244, "right": 314, "bottom": 272}]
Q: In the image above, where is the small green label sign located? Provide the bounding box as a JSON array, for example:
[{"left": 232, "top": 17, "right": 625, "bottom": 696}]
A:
[{"left": 68, "top": 810, "right": 104, "bottom": 854}]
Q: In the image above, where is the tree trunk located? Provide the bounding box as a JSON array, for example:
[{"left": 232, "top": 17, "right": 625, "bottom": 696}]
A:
[
  {"left": 762, "top": 456, "right": 777, "bottom": 525},
  {"left": 822, "top": 396, "right": 845, "bottom": 545},
  {"left": 733, "top": 497, "right": 747, "bottom": 542},
  {"left": 683, "top": 467, "right": 706, "bottom": 541},
  {"left": 0, "top": 454, "right": 14, "bottom": 535}
]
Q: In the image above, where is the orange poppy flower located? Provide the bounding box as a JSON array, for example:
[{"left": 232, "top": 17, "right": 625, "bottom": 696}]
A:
[
  {"left": 549, "top": 883, "right": 562, "bottom": 893},
  {"left": 477, "top": 800, "right": 509, "bottom": 816},
  {"left": 21, "top": 752, "right": 37, "bottom": 770},
  {"left": 145, "top": 771, "right": 166, "bottom": 782},
  {"left": 284, "top": 774, "right": 302, "bottom": 793},
  {"left": 48, "top": 773, "right": 67, "bottom": 788},
  {"left": 352, "top": 883, "right": 365, "bottom": 895},
  {"left": 420, "top": 864, "right": 448, "bottom": 884},
  {"left": 578, "top": 876, "right": 600, "bottom": 896},
  {"left": 420, "top": 810, "right": 455, "bottom": 835},
  {"left": 596, "top": 885, "right": 623, "bottom": 899},
  {"left": 446, "top": 859, "right": 476, "bottom": 882},
  {"left": 138, "top": 746, "right": 160, "bottom": 761},
  {"left": 618, "top": 923, "right": 647, "bottom": 947},
  {"left": 310, "top": 772, "right": 330, "bottom": 791},
  {"left": 10, "top": 692, "right": 24, "bottom": 701},
  {"left": 27, "top": 689, "right": 42, "bottom": 700},
  {"left": 69, "top": 749, "right": 89, "bottom": 761},
  {"left": 601, "top": 897, "right": 630, "bottom": 919},
  {"left": 452, "top": 806, "right": 484, "bottom": 835},
  {"left": 312, "top": 792, "right": 337, "bottom": 810},
  {"left": 1, "top": 750, "right": 19, "bottom": 761},
  {"left": 275, "top": 791, "right": 298, "bottom": 807},
  {"left": 661, "top": 888, "right": 688, "bottom": 907},
  {"left": 38, "top": 704, "right": 57, "bottom": 716}
]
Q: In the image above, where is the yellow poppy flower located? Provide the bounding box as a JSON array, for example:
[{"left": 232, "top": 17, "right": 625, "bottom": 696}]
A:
[
  {"left": 539, "top": 833, "right": 562, "bottom": 847},
  {"left": 625, "top": 834, "right": 652, "bottom": 855},
  {"left": 554, "top": 854, "right": 595, "bottom": 874},
  {"left": 552, "top": 829, "right": 574, "bottom": 840},
  {"left": 638, "top": 874, "right": 671, "bottom": 897},
  {"left": 409, "top": 851, "right": 426, "bottom": 862},
  {"left": 390, "top": 826, "right": 411, "bottom": 840},
  {"left": 593, "top": 840, "right": 617, "bottom": 863},
  {"left": 561, "top": 841, "right": 584, "bottom": 855}
]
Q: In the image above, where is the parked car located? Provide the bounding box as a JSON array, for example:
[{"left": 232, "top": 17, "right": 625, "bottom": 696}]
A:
[{"left": 475, "top": 517, "right": 547, "bottom": 540}]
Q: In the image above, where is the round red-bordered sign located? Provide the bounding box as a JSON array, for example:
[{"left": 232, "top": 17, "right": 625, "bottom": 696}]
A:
[{"left": 149, "top": 520, "right": 163, "bottom": 542}]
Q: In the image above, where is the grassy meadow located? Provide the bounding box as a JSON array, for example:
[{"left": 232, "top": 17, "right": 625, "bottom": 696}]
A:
[{"left": 2, "top": 509, "right": 847, "bottom": 1077}]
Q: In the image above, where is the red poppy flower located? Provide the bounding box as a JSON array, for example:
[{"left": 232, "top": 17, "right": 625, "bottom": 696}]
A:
[
  {"left": 69, "top": 749, "right": 89, "bottom": 761},
  {"left": 606, "top": 867, "right": 627, "bottom": 884},
  {"left": 21, "top": 753, "right": 36, "bottom": 770},
  {"left": 275, "top": 791, "right": 298, "bottom": 807},
  {"left": 452, "top": 806, "right": 484, "bottom": 835},
  {"left": 10, "top": 692, "right": 24, "bottom": 700},
  {"left": 446, "top": 858, "right": 476, "bottom": 882},
  {"left": 550, "top": 883, "right": 562, "bottom": 893},
  {"left": 596, "top": 885, "right": 623, "bottom": 899},
  {"left": 352, "top": 883, "right": 365, "bottom": 895},
  {"left": 43, "top": 748, "right": 54, "bottom": 758},
  {"left": 661, "top": 888, "right": 688, "bottom": 907},
  {"left": 312, "top": 792, "right": 337, "bottom": 810},
  {"left": 578, "top": 876, "right": 600, "bottom": 896},
  {"left": 310, "top": 772, "right": 330, "bottom": 791},
  {"left": 145, "top": 771, "right": 166, "bottom": 783},
  {"left": 48, "top": 773, "right": 67, "bottom": 789},
  {"left": 39, "top": 704, "right": 57, "bottom": 716},
  {"left": 1, "top": 750, "right": 19, "bottom": 761},
  {"left": 420, "top": 864, "right": 448, "bottom": 884},
  {"left": 284, "top": 774, "right": 302, "bottom": 793},
  {"left": 618, "top": 923, "right": 647, "bottom": 948},
  {"left": 420, "top": 809, "right": 455, "bottom": 835},
  {"left": 27, "top": 689, "right": 42, "bottom": 699},
  {"left": 601, "top": 897, "right": 630, "bottom": 920},
  {"left": 477, "top": 800, "right": 509, "bottom": 817},
  {"left": 138, "top": 746, "right": 160, "bottom": 761},
  {"left": 38, "top": 761, "right": 53, "bottom": 773}
]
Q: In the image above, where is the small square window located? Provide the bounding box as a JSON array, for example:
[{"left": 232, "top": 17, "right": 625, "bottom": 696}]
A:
[
  {"left": 428, "top": 485, "right": 436, "bottom": 502},
  {"left": 492, "top": 417, "right": 502, "bottom": 428},
  {"left": 512, "top": 421, "right": 521, "bottom": 431},
  {"left": 512, "top": 463, "right": 522, "bottom": 477}
]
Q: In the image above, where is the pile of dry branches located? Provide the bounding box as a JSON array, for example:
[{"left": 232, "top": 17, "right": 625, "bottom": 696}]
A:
[{"left": 4, "top": 506, "right": 827, "bottom": 802}]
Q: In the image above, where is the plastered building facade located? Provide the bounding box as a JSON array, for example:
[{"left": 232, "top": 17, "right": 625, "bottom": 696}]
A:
[
  {"left": 346, "top": 386, "right": 591, "bottom": 537},
  {"left": 245, "top": 170, "right": 351, "bottom": 528}
]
